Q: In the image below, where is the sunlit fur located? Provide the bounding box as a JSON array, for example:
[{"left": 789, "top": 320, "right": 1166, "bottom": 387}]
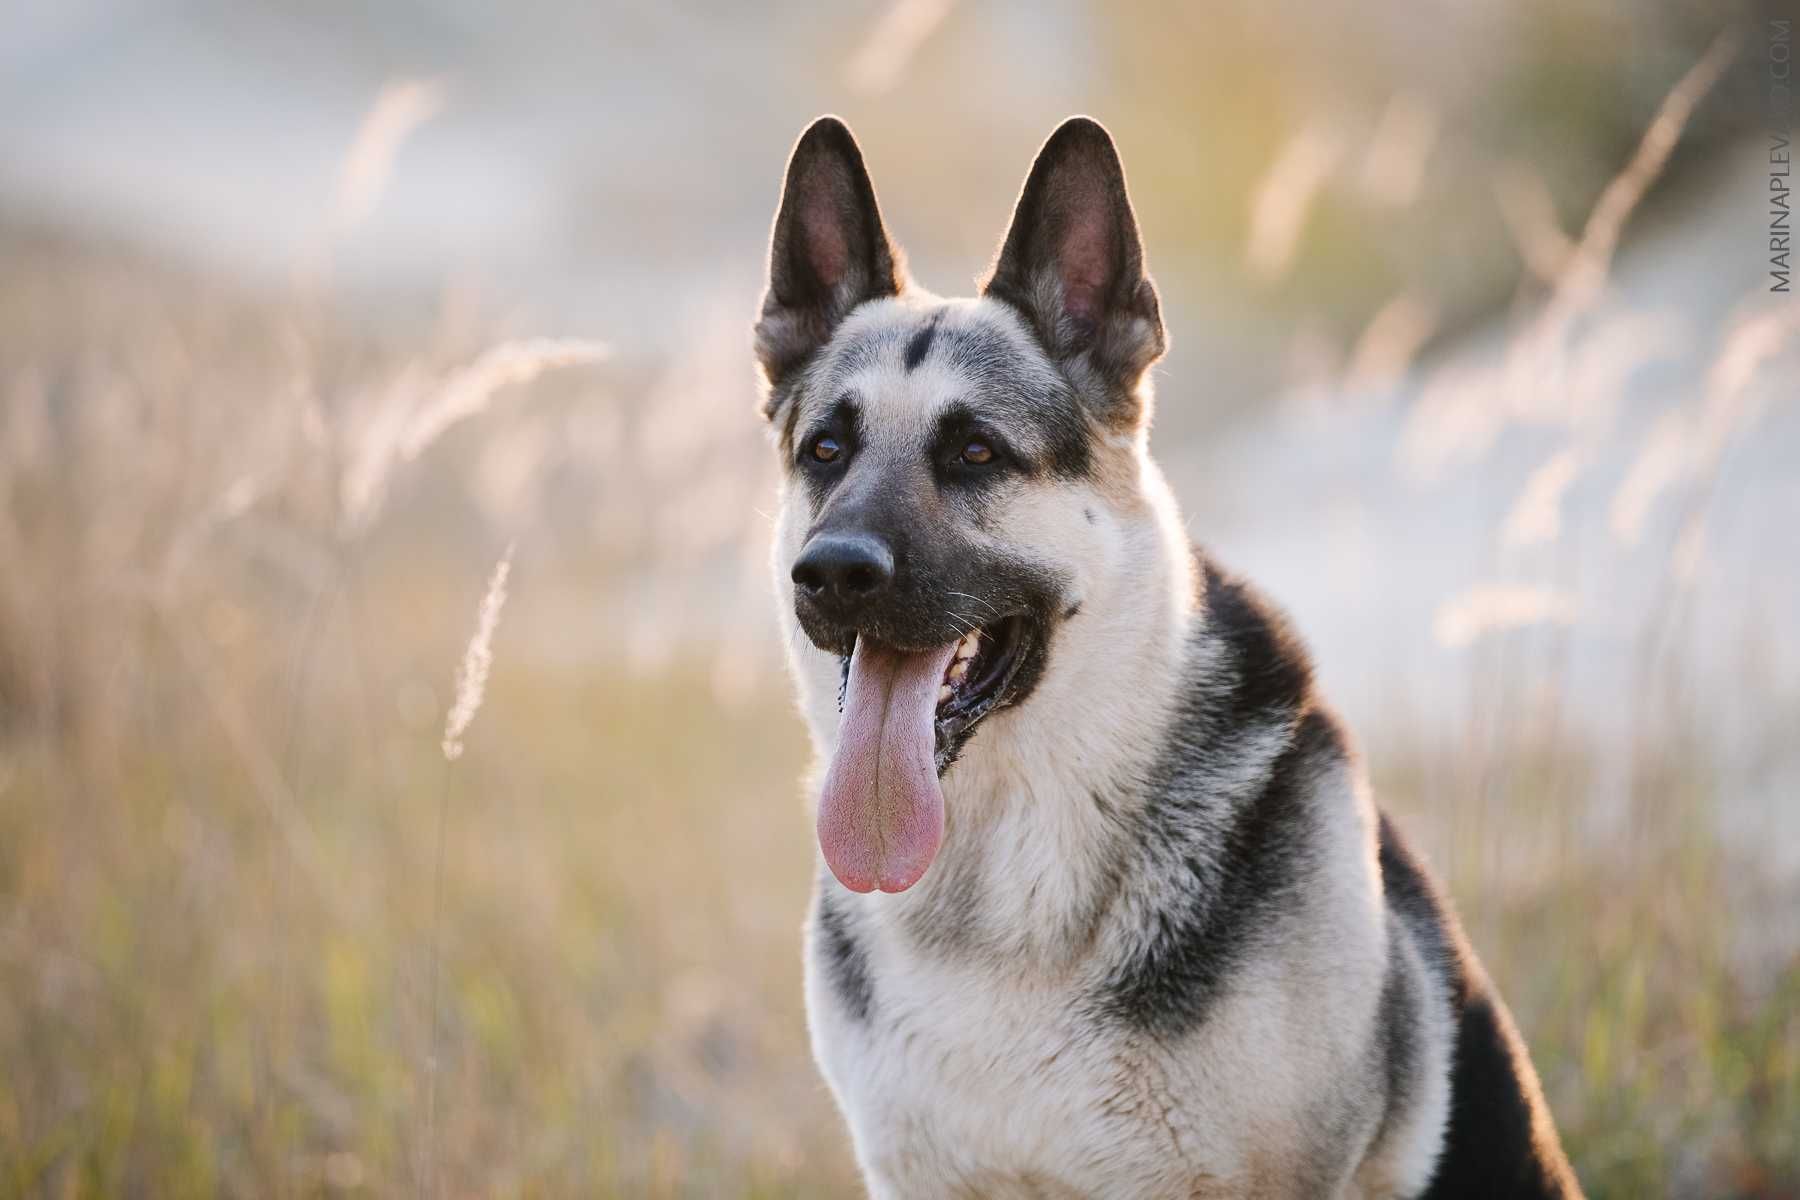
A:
[
  {"left": 761, "top": 117, "right": 1580, "bottom": 1200},
  {"left": 769, "top": 294, "right": 1459, "bottom": 1198}
]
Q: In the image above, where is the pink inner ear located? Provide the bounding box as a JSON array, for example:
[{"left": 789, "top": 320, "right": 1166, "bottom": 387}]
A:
[
  {"left": 1057, "top": 208, "right": 1112, "bottom": 326},
  {"left": 803, "top": 194, "right": 850, "bottom": 291}
]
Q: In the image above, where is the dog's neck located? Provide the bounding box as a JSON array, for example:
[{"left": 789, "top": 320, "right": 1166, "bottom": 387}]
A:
[{"left": 872, "top": 457, "right": 1200, "bottom": 968}]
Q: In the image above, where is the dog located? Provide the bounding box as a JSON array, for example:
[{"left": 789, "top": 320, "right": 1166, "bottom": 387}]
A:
[{"left": 754, "top": 115, "right": 1582, "bottom": 1200}]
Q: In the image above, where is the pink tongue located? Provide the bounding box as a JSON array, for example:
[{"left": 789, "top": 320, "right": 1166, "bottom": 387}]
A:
[{"left": 817, "top": 637, "right": 957, "bottom": 893}]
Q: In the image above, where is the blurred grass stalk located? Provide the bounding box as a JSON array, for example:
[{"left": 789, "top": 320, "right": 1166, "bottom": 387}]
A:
[{"left": 423, "top": 542, "right": 514, "bottom": 1198}]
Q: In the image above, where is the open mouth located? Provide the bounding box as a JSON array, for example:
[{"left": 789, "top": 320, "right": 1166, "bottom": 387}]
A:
[
  {"left": 929, "top": 614, "right": 1031, "bottom": 756},
  {"left": 818, "top": 613, "right": 1036, "bottom": 895},
  {"left": 833, "top": 613, "right": 1033, "bottom": 765}
]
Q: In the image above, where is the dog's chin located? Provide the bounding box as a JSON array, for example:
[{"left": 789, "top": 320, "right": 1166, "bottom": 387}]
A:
[{"left": 801, "top": 610, "right": 1046, "bottom": 774}]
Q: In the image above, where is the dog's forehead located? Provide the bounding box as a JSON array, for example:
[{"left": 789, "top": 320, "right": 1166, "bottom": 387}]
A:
[{"left": 810, "top": 298, "right": 1065, "bottom": 445}]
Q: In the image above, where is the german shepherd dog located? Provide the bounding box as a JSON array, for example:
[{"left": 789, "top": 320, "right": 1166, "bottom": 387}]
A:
[{"left": 755, "top": 116, "right": 1582, "bottom": 1199}]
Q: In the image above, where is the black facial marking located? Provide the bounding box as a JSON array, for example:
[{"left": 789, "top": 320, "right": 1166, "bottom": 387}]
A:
[
  {"left": 792, "top": 415, "right": 1070, "bottom": 661},
  {"left": 939, "top": 322, "right": 1095, "bottom": 480},
  {"left": 1083, "top": 507, "right": 1095, "bottom": 524},
  {"left": 903, "top": 311, "right": 942, "bottom": 372},
  {"left": 778, "top": 305, "right": 1097, "bottom": 492},
  {"left": 797, "top": 395, "right": 862, "bottom": 508},
  {"left": 931, "top": 401, "right": 1023, "bottom": 489},
  {"left": 1043, "top": 416, "right": 1093, "bottom": 480},
  {"left": 814, "top": 889, "right": 874, "bottom": 1022},
  {"left": 1379, "top": 816, "right": 1581, "bottom": 1197},
  {"left": 1063, "top": 601, "right": 1082, "bottom": 620}
]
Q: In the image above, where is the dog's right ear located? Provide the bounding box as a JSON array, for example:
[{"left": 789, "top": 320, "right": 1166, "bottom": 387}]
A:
[{"left": 754, "top": 117, "right": 905, "bottom": 413}]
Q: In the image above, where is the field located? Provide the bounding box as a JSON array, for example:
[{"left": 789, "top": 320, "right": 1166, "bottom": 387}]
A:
[
  {"left": 4, "top": 7, "right": 1799, "bottom": 1196},
  {"left": 1, "top": 219, "right": 1796, "bottom": 1198}
]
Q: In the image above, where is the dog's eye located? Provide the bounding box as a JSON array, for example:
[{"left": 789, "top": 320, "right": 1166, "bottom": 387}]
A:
[
  {"left": 960, "top": 440, "right": 995, "bottom": 466},
  {"left": 810, "top": 434, "right": 843, "bottom": 464}
]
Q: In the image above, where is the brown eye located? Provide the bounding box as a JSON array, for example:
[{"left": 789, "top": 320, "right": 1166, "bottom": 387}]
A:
[
  {"left": 811, "top": 435, "right": 842, "bottom": 463},
  {"left": 961, "top": 440, "right": 995, "bottom": 466}
]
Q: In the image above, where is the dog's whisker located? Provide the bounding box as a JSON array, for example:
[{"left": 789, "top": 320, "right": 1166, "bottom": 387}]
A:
[{"left": 946, "top": 590, "right": 1000, "bottom": 616}]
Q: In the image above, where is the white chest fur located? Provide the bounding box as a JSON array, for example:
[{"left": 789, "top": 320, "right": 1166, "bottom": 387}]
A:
[
  {"left": 804, "top": 899, "right": 1393, "bottom": 1200},
  {"left": 806, "top": 939, "right": 1172, "bottom": 1198}
]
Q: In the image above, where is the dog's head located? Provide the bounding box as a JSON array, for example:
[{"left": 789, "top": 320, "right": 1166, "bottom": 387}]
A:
[{"left": 756, "top": 116, "right": 1169, "bottom": 895}]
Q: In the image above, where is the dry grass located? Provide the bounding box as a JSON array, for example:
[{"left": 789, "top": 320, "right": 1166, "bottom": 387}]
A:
[
  {"left": 2, "top": 222, "right": 1795, "bottom": 1200},
  {"left": 1, "top": 30, "right": 1796, "bottom": 1195},
  {"left": 0, "top": 600, "right": 1793, "bottom": 1196}
]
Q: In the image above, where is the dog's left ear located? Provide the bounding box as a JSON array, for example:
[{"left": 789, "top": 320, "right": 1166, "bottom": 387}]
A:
[
  {"left": 982, "top": 117, "right": 1165, "bottom": 424},
  {"left": 755, "top": 117, "right": 906, "bottom": 411}
]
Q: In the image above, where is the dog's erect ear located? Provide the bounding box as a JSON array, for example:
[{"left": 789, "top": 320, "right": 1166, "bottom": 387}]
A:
[
  {"left": 755, "top": 117, "right": 905, "bottom": 405},
  {"left": 982, "top": 117, "right": 1165, "bottom": 420}
]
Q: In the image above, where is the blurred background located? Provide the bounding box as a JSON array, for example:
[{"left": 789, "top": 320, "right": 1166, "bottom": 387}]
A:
[{"left": 2, "top": 1, "right": 1797, "bottom": 1195}]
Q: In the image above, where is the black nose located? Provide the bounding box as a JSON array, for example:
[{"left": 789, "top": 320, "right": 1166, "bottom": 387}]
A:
[{"left": 792, "top": 533, "right": 895, "bottom": 609}]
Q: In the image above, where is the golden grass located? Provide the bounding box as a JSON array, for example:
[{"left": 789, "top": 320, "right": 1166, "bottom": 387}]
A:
[
  {"left": 1, "top": 33, "right": 1795, "bottom": 1191},
  {"left": 1, "top": 630, "right": 1794, "bottom": 1196}
]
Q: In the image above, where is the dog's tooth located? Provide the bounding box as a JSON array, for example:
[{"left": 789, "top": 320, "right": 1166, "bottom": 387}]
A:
[
  {"left": 948, "top": 658, "right": 969, "bottom": 683},
  {"left": 937, "top": 684, "right": 952, "bottom": 704}
]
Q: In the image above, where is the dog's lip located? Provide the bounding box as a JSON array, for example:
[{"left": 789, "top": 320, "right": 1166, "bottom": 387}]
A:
[
  {"left": 816, "top": 603, "right": 1043, "bottom": 728},
  {"left": 932, "top": 614, "right": 1029, "bottom": 737},
  {"left": 824, "top": 611, "right": 1042, "bottom": 773}
]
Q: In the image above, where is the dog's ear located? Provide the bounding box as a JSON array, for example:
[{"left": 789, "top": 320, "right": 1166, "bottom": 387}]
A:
[
  {"left": 982, "top": 117, "right": 1165, "bottom": 422},
  {"left": 755, "top": 117, "right": 905, "bottom": 409}
]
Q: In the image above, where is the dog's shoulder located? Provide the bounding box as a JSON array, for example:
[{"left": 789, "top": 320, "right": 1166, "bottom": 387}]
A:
[
  {"left": 1377, "top": 814, "right": 1584, "bottom": 1199},
  {"left": 1095, "top": 551, "right": 1360, "bottom": 1038}
]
